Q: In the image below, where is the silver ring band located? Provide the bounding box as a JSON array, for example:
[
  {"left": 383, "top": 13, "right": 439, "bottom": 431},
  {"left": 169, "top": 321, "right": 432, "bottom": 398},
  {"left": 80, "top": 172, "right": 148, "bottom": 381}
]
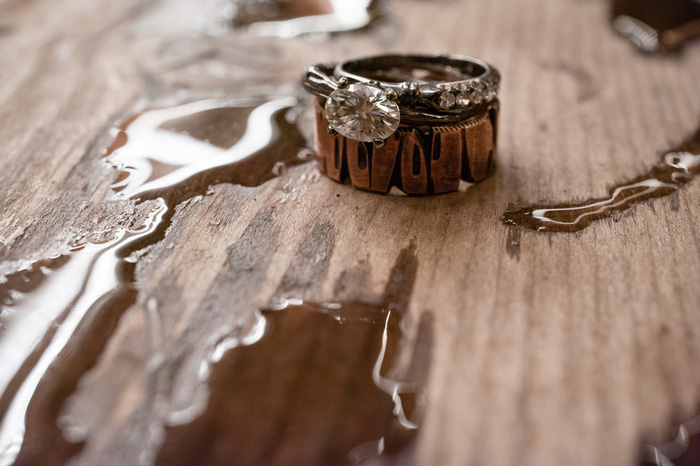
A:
[{"left": 302, "top": 53, "right": 500, "bottom": 125}]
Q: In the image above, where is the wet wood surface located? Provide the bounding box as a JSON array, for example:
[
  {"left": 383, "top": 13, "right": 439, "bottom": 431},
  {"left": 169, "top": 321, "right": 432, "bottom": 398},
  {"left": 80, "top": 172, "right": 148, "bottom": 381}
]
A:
[{"left": 1, "top": 0, "right": 700, "bottom": 465}]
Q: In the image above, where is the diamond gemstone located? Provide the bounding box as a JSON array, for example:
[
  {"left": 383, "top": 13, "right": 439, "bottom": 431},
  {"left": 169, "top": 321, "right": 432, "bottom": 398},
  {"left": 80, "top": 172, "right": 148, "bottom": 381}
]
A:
[
  {"left": 472, "top": 82, "right": 487, "bottom": 105},
  {"left": 325, "top": 83, "right": 400, "bottom": 142},
  {"left": 456, "top": 92, "right": 471, "bottom": 107},
  {"left": 439, "top": 91, "right": 456, "bottom": 109}
]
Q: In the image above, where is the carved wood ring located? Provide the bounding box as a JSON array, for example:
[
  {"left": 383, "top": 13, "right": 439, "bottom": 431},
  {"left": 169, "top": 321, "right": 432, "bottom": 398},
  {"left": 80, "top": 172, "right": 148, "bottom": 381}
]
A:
[{"left": 313, "top": 100, "right": 499, "bottom": 195}]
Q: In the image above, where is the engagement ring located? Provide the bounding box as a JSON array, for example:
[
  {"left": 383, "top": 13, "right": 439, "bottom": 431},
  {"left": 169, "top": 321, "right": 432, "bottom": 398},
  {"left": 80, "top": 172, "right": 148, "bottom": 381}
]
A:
[{"left": 302, "top": 53, "right": 501, "bottom": 194}]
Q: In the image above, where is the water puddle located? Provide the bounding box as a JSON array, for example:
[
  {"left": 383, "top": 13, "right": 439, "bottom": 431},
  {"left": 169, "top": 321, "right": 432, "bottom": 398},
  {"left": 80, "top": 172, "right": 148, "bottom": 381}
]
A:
[
  {"left": 612, "top": 0, "right": 700, "bottom": 53},
  {"left": 0, "top": 95, "right": 309, "bottom": 465},
  {"left": 0, "top": 256, "right": 69, "bottom": 311},
  {"left": 105, "top": 97, "right": 308, "bottom": 199},
  {"left": 156, "top": 300, "right": 431, "bottom": 465},
  {"left": 233, "top": 0, "right": 378, "bottom": 38},
  {"left": 0, "top": 206, "right": 166, "bottom": 465},
  {"left": 502, "top": 123, "right": 700, "bottom": 233},
  {"left": 640, "top": 414, "right": 700, "bottom": 466},
  {"left": 154, "top": 240, "right": 430, "bottom": 465}
]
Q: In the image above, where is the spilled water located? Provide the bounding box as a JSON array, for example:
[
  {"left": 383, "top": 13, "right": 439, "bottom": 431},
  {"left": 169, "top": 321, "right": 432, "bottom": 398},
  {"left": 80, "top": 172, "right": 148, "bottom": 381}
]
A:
[
  {"left": 105, "top": 97, "right": 308, "bottom": 198},
  {"left": 502, "top": 123, "right": 700, "bottom": 233},
  {"left": 154, "top": 240, "right": 431, "bottom": 465},
  {"left": 612, "top": 0, "right": 700, "bottom": 53},
  {"left": 232, "top": 0, "right": 377, "bottom": 37},
  {"left": 0, "top": 206, "right": 166, "bottom": 464},
  {"left": 156, "top": 299, "right": 430, "bottom": 465},
  {"left": 0, "top": 95, "right": 309, "bottom": 465},
  {"left": 641, "top": 414, "right": 700, "bottom": 466}
]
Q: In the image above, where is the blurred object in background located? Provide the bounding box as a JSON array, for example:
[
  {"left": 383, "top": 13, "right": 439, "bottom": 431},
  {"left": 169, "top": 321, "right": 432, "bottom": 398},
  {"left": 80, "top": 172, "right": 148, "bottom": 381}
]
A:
[
  {"left": 640, "top": 415, "right": 700, "bottom": 466},
  {"left": 613, "top": 0, "right": 700, "bottom": 53},
  {"left": 231, "top": 0, "right": 378, "bottom": 37},
  {"left": 233, "top": 0, "right": 335, "bottom": 25}
]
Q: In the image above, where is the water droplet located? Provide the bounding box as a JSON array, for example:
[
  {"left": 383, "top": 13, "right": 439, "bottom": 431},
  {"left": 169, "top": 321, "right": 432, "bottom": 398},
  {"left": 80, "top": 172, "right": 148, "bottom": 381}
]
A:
[
  {"left": 297, "top": 148, "right": 314, "bottom": 161},
  {"left": 272, "top": 161, "right": 286, "bottom": 176}
]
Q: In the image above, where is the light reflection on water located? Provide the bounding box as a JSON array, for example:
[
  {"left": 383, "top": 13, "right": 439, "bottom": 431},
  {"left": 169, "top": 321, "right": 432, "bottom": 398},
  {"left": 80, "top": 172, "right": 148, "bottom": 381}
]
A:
[
  {"left": 0, "top": 206, "right": 166, "bottom": 465},
  {"left": 107, "top": 98, "right": 297, "bottom": 197},
  {"left": 235, "top": 0, "right": 376, "bottom": 37},
  {"left": 503, "top": 145, "right": 700, "bottom": 233},
  {"left": 642, "top": 415, "right": 700, "bottom": 466},
  {"left": 0, "top": 96, "right": 304, "bottom": 465}
]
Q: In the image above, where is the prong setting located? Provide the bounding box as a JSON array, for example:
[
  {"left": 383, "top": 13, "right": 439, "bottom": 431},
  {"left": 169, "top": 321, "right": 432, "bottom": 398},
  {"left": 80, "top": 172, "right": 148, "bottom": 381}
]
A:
[
  {"left": 336, "top": 77, "right": 349, "bottom": 89},
  {"left": 327, "top": 125, "right": 338, "bottom": 136},
  {"left": 373, "top": 138, "right": 386, "bottom": 149},
  {"left": 324, "top": 83, "right": 401, "bottom": 142}
]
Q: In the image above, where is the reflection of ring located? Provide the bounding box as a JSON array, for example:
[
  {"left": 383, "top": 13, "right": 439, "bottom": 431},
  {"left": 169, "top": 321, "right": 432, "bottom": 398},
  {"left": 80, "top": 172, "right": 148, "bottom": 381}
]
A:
[{"left": 302, "top": 53, "right": 500, "bottom": 195}]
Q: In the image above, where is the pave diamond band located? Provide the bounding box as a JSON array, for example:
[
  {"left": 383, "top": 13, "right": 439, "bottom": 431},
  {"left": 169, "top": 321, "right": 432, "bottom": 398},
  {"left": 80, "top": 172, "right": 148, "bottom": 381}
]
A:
[{"left": 336, "top": 54, "right": 500, "bottom": 112}]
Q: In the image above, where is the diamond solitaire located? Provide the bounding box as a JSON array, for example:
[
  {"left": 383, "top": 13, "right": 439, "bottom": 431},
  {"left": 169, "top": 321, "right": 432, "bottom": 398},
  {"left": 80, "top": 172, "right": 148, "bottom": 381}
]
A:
[{"left": 324, "top": 83, "right": 400, "bottom": 143}]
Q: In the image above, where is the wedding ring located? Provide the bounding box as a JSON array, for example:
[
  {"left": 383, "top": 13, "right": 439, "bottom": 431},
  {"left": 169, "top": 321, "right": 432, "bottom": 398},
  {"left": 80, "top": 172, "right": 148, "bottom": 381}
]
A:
[{"left": 302, "top": 53, "right": 500, "bottom": 195}]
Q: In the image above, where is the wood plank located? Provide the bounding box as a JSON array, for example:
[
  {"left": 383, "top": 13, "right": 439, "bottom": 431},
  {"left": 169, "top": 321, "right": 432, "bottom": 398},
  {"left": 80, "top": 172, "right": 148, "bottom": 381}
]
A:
[{"left": 0, "top": 0, "right": 699, "bottom": 465}]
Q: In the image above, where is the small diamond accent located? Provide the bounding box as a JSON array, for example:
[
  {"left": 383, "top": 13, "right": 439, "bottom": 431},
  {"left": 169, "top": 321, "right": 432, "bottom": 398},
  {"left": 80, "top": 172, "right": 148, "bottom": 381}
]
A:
[
  {"left": 325, "top": 83, "right": 400, "bottom": 142},
  {"left": 439, "top": 92, "right": 456, "bottom": 109},
  {"left": 472, "top": 87, "right": 486, "bottom": 105},
  {"left": 456, "top": 92, "right": 471, "bottom": 107}
]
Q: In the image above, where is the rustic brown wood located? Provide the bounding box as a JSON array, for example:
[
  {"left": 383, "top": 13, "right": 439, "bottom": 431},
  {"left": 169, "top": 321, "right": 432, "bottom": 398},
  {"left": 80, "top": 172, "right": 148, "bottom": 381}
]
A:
[
  {"left": 314, "top": 100, "right": 498, "bottom": 194},
  {"left": 1, "top": 0, "right": 700, "bottom": 465},
  {"left": 155, "top": 245, "right": 423, "bottom": 466}
]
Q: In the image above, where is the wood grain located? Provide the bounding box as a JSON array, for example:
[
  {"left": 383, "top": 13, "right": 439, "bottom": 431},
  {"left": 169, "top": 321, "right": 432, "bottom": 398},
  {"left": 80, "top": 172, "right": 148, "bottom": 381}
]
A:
[{"left": 1, "top": 0, "right": 700, "bottom": 465}]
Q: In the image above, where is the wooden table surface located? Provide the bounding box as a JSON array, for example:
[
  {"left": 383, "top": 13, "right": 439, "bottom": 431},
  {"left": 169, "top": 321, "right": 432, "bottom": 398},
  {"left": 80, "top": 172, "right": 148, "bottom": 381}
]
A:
[{"left": 1, "top": 0, "right": 700, "bottom": 465}]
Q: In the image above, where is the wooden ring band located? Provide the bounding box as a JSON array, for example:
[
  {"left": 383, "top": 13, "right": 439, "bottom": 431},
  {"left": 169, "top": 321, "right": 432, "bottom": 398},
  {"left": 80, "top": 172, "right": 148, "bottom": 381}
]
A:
[{"left": 313, "top": 100, "right": 499, "bottom": 195}]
